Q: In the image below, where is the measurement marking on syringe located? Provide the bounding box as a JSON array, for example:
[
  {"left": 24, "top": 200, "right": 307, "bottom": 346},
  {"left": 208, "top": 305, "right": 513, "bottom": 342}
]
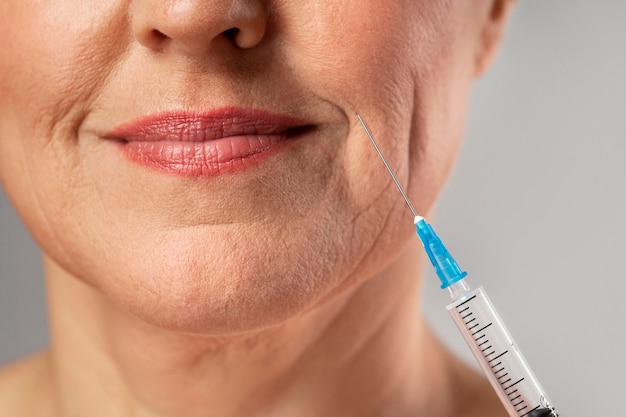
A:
[
  {"left": 488, "top": 350, "right": 507, "bottom": 363},
  {"left": 520, "top": 405, "right": 541, "bottom": 417},
  {"left": 455, "top": 295, "right": 477, "bottom": 308},
  {"left": 447, "top": 291, "right": 558, "bottom": 417},
  {"left": 503, "top": 378, "right": 525, "bottom": 391},
  {"left": 471, "top": 323, "right": 493, "bottom": 335}
]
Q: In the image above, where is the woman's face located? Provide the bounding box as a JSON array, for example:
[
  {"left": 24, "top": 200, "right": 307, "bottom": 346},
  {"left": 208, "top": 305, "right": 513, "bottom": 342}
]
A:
[{"left": 0, "top": 1, "right": 488, "bottom": 333}]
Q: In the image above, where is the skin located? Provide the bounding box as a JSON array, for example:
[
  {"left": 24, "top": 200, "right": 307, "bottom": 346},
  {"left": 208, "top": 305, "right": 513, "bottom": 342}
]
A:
[{"left": 0, "top": 0, "right": 516, "bottom": 416}]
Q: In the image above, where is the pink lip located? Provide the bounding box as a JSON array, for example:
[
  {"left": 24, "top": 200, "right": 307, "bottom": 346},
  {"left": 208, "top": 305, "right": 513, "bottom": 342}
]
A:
[{"left": 104, "top": 108, "right": 312, "bottom": 177}]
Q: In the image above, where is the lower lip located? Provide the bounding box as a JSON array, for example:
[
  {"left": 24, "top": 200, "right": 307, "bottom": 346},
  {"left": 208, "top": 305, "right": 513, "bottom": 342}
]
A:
[{"left": 117, "top": 133, "right": 290, "bottom": 177}]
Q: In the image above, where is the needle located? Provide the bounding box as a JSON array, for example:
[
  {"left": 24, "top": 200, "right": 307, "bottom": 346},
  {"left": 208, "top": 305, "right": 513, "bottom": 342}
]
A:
[{"left": 356, "top": 113, "right": 418, "bottom": 218}]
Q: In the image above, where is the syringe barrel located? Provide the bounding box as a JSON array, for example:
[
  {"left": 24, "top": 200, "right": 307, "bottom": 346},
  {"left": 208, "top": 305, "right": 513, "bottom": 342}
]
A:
[{"left": 447, "top": 286, "right": 558, "bottom": 417}]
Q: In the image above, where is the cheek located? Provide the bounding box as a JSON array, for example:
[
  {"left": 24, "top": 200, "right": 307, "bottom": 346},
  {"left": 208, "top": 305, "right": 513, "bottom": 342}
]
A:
[
  {"left": 279, "top": 1, "right": 467, "bottom": 215},
  {"left": 281, "top": 2, "right": 417, "bottom": 109},
  {"left": 0, "top": 2, "right": 127, "bottom": 122},
  {"left": 0, "top": 1, "right": 128, "bottom": 254},
  {"left": 406, "top": 16, "right": 478, "bottom": 211},
  {"left": 0, "top": 1, "right": 127, "bottom": 157}
]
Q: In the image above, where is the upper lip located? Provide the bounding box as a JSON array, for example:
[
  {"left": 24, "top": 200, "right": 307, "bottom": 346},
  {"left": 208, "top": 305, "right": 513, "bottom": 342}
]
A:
[{"left": 104, "top": 107, "right": 312, "bottom": 142}]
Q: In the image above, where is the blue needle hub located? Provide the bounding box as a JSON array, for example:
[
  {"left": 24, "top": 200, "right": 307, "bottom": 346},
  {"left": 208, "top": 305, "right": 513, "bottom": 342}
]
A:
[{"left": 414, "top": 216, "right": 467, "bottom": 289}]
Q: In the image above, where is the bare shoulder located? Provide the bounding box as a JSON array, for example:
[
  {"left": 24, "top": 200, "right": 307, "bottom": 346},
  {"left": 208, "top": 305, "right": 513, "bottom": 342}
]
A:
[{"left": 0, "top": 352, "right": 54, "bottom": 415}]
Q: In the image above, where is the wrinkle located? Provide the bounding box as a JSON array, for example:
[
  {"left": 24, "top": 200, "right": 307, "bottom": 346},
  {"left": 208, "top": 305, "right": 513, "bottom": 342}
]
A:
[
  {"left": 23, "top": 3, "right": 131, "bottom": 162},
  {"left": 21, "top": 150, "right": 73, "bottom": 265}
]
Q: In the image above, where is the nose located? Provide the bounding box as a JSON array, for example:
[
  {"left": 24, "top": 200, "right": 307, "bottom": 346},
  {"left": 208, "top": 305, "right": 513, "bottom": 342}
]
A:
[{"left": 130, "top": 0, "right": 268, "bottom": 56}]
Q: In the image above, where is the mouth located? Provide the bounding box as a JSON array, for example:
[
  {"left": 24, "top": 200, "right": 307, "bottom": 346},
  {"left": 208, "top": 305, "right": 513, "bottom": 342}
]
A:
[{"left": 104, "top": 107, "right": 315, "bottom": 177}]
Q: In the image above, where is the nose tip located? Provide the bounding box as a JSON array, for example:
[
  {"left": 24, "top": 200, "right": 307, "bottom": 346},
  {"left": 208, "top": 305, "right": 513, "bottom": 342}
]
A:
[{"left": 132, "top": 0, "right": 267, "bottom": 56}]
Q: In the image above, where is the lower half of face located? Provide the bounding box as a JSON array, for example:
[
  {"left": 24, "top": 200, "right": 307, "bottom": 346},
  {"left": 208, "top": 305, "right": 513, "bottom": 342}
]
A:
[{"left": 0, "top": 0, "right": 477, "bottom": 334}]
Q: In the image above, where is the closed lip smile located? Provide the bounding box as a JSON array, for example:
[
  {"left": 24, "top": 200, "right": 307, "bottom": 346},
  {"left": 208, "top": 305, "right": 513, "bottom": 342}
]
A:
[{"left": 103, "top": 107, "right": 314, "bottom": 177}]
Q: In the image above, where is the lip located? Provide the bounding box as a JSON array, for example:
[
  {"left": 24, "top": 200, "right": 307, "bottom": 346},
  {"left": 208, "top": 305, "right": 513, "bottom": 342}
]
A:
[{"left": 104, "top": 107, "right": 313, "bottom": 177}]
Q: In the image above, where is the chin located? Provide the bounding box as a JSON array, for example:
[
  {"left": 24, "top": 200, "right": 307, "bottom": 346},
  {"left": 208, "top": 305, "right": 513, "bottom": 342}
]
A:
[
  {"left": 82, "top": 223, "right": 346, "bottom": 335},
  {"left": 116, "top": 278, "right": 308, "bottom": 336}
]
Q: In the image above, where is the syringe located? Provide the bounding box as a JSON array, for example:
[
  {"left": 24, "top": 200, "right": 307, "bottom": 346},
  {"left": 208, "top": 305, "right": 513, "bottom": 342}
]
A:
[
  {"left": 357, "top": 114, "right": 559, "bottom": 417},
  {"left": 414, "top": 217, "right": 558, "bottom": 417}
]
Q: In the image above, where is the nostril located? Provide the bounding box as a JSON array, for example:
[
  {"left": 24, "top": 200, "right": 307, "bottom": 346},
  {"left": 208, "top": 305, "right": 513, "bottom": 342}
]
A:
[
  {"left": 151, "top": 28, "right": 170, "bottom": 42},
  {"left": 152, "top": 28, "right": 168, "bottom": 38},
  {"left": 222, "top": 28, "right": 239, "bottom": 43},
  {"left": 140, "top": 28, "right": 170, "bottom": 51}
]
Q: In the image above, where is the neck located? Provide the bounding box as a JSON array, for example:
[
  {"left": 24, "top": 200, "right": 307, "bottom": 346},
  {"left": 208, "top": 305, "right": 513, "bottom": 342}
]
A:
[{"left": 44, "top": 238, "right": 459, "bottom": 417}]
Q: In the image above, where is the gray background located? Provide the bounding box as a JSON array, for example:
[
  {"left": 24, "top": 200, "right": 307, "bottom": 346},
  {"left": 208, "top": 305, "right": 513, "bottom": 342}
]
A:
[{"left": 1, "top": 1, "right": 624, "bottom": 415}]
